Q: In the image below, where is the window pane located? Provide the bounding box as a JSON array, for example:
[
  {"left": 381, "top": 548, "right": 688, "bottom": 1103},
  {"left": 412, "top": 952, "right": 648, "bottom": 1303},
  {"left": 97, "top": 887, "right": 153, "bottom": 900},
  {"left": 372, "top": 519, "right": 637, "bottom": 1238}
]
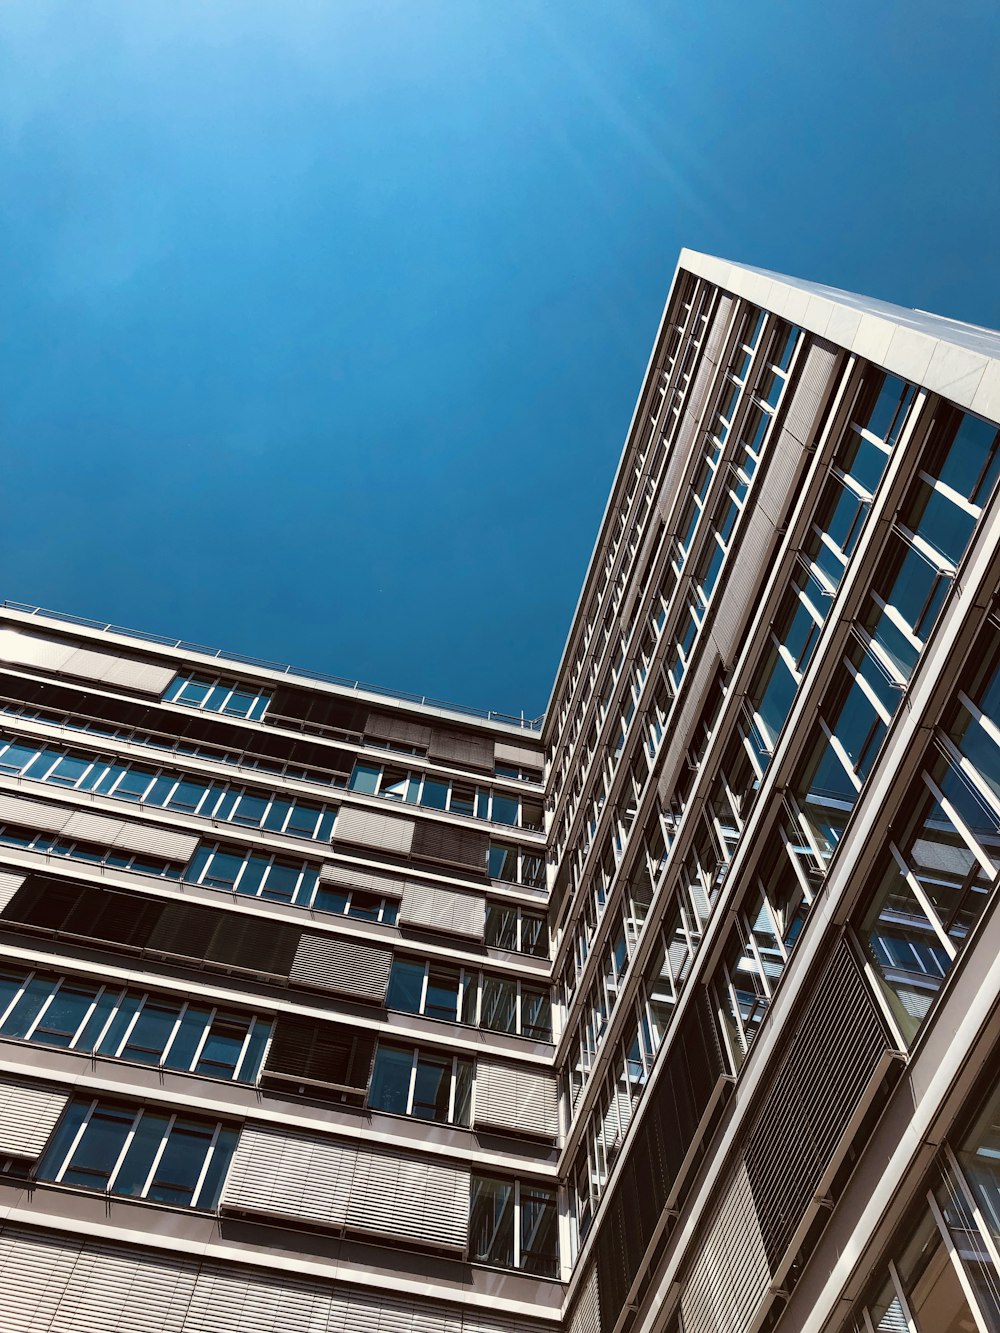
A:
[
  {"left": 520, "top": 1184, "right": 558, "bottom": 1277},
  {"left": 62, "top": 1105, "right": 134, "bottom": 1188},
  {"left": 148, "top": 1120, "right": 216, "bottom": 1205},
  {"left": 121, "top": 1001, "right": 181, "bottom": 1065},
  {"left": 386, "top": 960, "right": 425, "bottom": 1014},
  {"left": 163, "top": 1005, "right": 214, "bottom": 1072},
  {"left": 411, "top": 1053, "right": 452, "bottom": 1122},
  {"left": 113, "top": 1110, "right": 170, "bottom": 1197},
  {"left": 195, "top": 1014, "right": 252, "bottom": 1080},
  {"left": 32, "top": 983, "right": 101, "bottom": 1048},
  {"left": 369, "top": 1044, "right": 413, "bottom": 1116},
  {"left": 480, "top": 977, "right": 517, "bottom": 1034},
  {"left": 470, "top": 1176, "right": 514, "bottom": 1268},
  {"left": 425, "top": 966, "right": 460, "bottom": 1021}
]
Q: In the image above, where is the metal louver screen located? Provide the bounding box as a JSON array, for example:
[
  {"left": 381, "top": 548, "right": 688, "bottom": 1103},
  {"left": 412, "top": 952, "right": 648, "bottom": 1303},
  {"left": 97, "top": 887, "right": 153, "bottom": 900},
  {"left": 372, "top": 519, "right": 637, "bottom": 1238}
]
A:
[
  {"left": 363, "top": 712, "right": 432, "bottom": 750},
  {"left": 474, "top": 1060, "right": 558, "bottom": 1139},
  {"left": 679, "top": 1162, "right": 771, "bottom": 1333},
  {"left": 290, "top": 932, "right": 392, "bottom": 1002},
  {"left": 0, "top": 1076, "right": 69, "bottom": 1158},
  {"left": 411, "top": 820, "right": 489, "bottom": 872},
  {"left": 427, "top": 729, "right": 495, "bottom": 772},
  {"left": 595, "top": 989, "right": 727, "bottom": 1330},
  {"left": 742, "top": 940, "right": 894, "bottom": 1273},
  {"left": 262, "top": 1014, "right": 376, "bottom": 1096},
  {"left": 567, "top": 1266, "right": 601, "bottom": 1333},
  {"left": 399, "top": 880, "right": 485, "bottom": 940},
  {"left": 333, "top": 805, "right": 415, "bottom": 855}
]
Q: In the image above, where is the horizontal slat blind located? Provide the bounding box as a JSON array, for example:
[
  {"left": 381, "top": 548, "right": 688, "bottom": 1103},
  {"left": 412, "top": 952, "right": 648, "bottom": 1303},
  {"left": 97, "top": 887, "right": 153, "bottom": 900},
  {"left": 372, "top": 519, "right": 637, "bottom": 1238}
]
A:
[
  {"left": 411, "top": 820, "right": 489, "bottom": 872},
  {"left": 0, "top": 1076, "right": 69, "bottom": 1158},
  {"left": 290, "top": 932, "right": 392, "bottom": 1001},
  {"left": 334, "top": 806, "right": 415, "bottom": 855},
  {"left": 222, "top": 1124, "right": 356, "bottom": 1227},
  {"left": 60, "top": 809, "right": 127, "bottom": 844},
  {"left": 319, "top": 861, "right": 406, "bottom": 898},
  {"left": 364, "top": 712, "right": 432, "bottom": 750},
  {"left": 400, "top": 880, "right": 485, "bottom": 939},
  {"left": 428, "top": 730, "right": 495, "bottom": 772},
  {"left": 0, "top": 869, "right": 24, "bottom": 911},
  {"left": 223, "top": 1126, "right": 469, "bottom": 1250},
  {"left": 347, "top": 1146, "right": 469, "bottom": 1249},
  {"left": 494, "top": 741, "right": 543, "bottom": 771},
  {"left": 262, "top": 1014, "right": 376, "bottom": 1094},
  {"left": 112, "top": 821, "right": 199, "bottom": 862},
  {"left": 0, "top": 790, "right": 68, "bottom": 833},
  {"left": 474, "top": 1060, "right": 559, "bottom": 1138},
  {"left": 0, "top": 628, "right": 174, "bottom": 695},
  {"left": 0, "top": 1225, "right": 556, "bottom": 1333}
]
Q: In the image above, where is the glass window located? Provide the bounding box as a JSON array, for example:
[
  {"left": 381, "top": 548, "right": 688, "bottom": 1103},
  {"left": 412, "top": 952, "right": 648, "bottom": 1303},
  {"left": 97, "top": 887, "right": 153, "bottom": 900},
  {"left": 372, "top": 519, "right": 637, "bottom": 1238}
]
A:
[
  {"left": 369, "top": 1044, "right": 413, "bottom": 1116},
  {"left": 386, "top": 959, "right": 426, "bottom": 1014},
  {"left": 470, "top": 1176, "right": 515, "bottom": 1269},
  {"left": 520, "top": 1184, "right": 558, "bottom": 1277},
  {"left": 349, "top": 763, "right": 380, "bottom": 795},
  {"left": 485, "top": 903, "right": 519, "bottom": 952}
]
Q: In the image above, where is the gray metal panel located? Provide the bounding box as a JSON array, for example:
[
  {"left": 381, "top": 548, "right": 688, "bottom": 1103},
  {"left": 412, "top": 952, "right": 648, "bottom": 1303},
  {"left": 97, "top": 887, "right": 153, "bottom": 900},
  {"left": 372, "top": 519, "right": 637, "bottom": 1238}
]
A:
[
  {"left": 364, "top": 712, "right": 433, "bottom": 750},
  {"left": 221, "top": 1124, "right": 356, "bottom": 1228},
  {"left": 97, "top": 656, "right": 176, "bottom": 695},
  {"left": 112, "top": 821, "right": 200, "bottom": 863},
  {"left": 57, "top": 645, "right": 175, "bottom": 696},
  {"left": 474, "top": 1059, "right": 559, "bottom": 1139},
  {"left": 347, "top": 1146, "right": 469, "bottom": 1250},
  {"left": 680, "top": 1161, "right": 771, "bottom": 1333},
  {"left": 657, "top": 646, "right": 722, "bottom": 807},
  {"left": 494, "top": 740, "right": 543, "bottom": 771},
  {"left": 319, "top": 860, "right": 407, "bottom": 899},
  {"left": 0, "top": 870, "right": 25, "bottom": 912},
  {"left": 400, "top": 880, "right": 485, "bottom": 940},
  {"left": 711, "top": 504, "right": 775, "bottom": 669},
  {"left": 567, "top": 1265, "right": 601, "bottom": 1333},
  {"left": 782, "top": 338, "right": 839, "bottom": 448},
  {"left": 0, "top": 791, "right": 68, "bottom": 834},
  {"left": 290, "top": 932, "right": 392, "bottom": 1001},
  {"left": 334, "top": 805, "right": 415, "bottom": 855},
  {"left": 0, "top": 1076, "right": 69, "bottom": 1158},
  {"left": 0, "top": 628, "right": 75, "bottom": 672}
]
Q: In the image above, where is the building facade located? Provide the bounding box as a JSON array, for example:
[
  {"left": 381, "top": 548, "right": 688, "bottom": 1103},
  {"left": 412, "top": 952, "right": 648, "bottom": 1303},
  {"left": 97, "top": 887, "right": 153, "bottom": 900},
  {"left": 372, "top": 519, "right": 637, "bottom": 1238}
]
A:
[{"left": 0, "top": 250, "right": 998, "bottom": 1332}]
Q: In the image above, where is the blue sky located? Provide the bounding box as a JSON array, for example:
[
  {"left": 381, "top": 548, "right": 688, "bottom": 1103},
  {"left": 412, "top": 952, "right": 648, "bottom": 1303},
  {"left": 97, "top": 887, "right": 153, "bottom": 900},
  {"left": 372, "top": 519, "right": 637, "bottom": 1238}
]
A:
[{"left": 1, "top": 1, "right": 997, "bottom": 718}]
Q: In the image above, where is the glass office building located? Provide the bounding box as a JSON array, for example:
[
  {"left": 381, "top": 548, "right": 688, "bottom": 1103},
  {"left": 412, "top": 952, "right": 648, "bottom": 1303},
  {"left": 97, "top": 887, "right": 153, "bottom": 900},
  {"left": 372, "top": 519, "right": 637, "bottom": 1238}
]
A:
[{"left": 0, "top": 250, "right": 998, "bottom": 1332}]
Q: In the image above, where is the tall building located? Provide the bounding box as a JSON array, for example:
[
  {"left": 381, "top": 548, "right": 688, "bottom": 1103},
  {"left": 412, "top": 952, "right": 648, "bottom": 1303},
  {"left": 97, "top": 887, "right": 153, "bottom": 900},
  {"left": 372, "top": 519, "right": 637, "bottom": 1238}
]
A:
[{"left": 0, "top": 250, "right": 998, "bottom": 1333}]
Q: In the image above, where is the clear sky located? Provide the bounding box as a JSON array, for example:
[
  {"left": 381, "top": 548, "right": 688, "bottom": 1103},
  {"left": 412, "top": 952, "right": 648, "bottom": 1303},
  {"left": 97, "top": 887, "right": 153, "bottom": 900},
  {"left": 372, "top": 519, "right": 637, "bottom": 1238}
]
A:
[{"left": 1, "top": 1, "right": 997, "bottom": 719}]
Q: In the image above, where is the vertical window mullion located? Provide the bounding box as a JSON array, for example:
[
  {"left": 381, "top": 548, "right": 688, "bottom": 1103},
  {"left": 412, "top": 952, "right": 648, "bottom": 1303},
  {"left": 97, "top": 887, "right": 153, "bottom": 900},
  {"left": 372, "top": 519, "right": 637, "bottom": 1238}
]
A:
[
  {"left": 69, "top": 987, "right": 106, "bottom": 1050},
  {"left": 107, "top": 1107, "right": 146, "bottom": 1195},
  {"left": 56, "top": 1098, "right": 98, "bottom": 1182},
  {"left": 115, "top": 995, "right": 148, "bottom": 1057},
  {"left": 22, "top": 979, "right": 58, "bottom": 1041},
  {"left": 191, "top": 1121, "right": 222, "bottom": 1208},
  {"left": 405, "top": 1048, "right": 419, "bottom": 1116},
  {"left": 138, "top": 1112, "right": 175, "bottom": 1200},
  {"left": 158, "top": 1002, "right": 189, "bottom": 1068},
  {"left": 187, "top": 1007, "right": 216, "bottom": 1073}
]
